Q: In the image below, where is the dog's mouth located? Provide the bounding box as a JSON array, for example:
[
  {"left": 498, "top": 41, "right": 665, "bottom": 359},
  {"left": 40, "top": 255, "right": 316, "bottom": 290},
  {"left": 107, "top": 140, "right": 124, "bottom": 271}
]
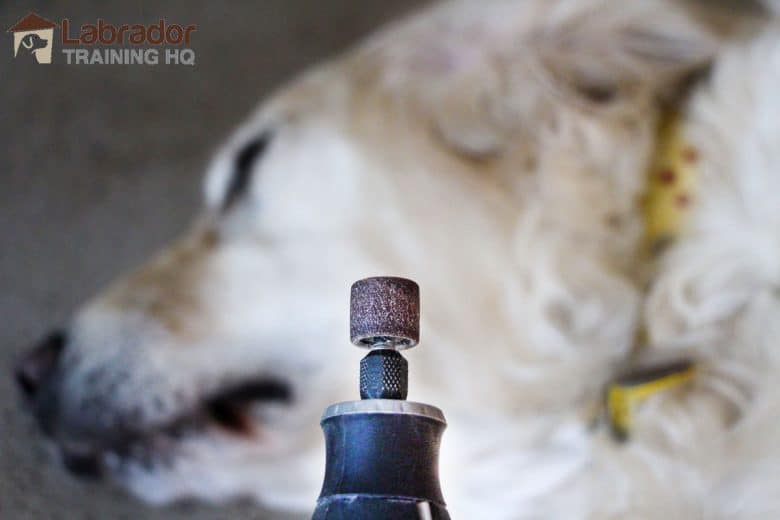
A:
[{"left": 55, "top": 379, "right": 293, "bottom": 479}]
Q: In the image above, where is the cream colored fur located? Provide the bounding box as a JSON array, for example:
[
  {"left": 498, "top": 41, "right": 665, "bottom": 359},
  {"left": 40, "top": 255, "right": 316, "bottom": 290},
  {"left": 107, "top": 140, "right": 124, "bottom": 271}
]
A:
[{"left": 38, "top": 0, "right": 780, "bottom": 517}]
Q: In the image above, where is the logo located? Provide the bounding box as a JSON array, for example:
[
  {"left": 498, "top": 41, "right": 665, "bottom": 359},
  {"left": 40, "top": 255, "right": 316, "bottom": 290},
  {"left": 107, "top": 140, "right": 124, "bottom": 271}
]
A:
[
  {"left": 7, "top": 12, "right": 57, "bottom": 64},
  {"left": 7, "top": 12, "right": 197, "bottom": 66}
]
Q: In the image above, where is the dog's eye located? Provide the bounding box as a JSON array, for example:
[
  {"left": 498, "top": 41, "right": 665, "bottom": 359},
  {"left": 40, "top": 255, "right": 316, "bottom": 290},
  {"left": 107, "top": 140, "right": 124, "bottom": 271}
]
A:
[
  {"left": 576, "top": 82, "right": 617, "bottom": 104},
  {"left": 221, "top": 132, "right": 272, "bottom": 211}
]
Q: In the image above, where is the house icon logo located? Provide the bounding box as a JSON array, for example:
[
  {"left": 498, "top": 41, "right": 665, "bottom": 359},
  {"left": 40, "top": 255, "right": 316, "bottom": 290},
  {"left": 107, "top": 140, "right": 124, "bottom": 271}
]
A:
[{"left": 8, "top": 12, "right": 58, "bottom": 64}]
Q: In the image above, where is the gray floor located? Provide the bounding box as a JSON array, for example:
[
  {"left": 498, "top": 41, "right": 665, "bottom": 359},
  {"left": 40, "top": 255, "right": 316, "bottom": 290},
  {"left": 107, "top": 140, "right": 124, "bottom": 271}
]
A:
[{"left": 0, "top": 1, "right": 423, "bottom": 518}]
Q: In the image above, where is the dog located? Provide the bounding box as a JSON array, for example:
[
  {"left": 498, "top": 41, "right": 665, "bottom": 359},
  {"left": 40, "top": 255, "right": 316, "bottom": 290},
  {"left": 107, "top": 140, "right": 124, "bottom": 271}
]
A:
[
  {"left": 15, "top": 0, "right": 780, "bottom": 517},
  {"left": 16, "top": 33, "right": 48, "bottom": 64}
]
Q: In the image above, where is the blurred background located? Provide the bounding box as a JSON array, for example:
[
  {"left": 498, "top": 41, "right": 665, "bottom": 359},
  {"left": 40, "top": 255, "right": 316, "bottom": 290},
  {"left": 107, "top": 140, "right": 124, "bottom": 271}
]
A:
[{"left": 1, "top": 1, "right": 424, "bottom": 518}]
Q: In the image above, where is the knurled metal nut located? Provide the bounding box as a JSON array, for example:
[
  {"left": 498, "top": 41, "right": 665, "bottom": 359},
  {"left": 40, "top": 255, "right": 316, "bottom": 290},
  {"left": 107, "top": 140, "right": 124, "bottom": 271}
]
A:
[{"left": 360, "top": 350, "right": 408, "bottom": 400}]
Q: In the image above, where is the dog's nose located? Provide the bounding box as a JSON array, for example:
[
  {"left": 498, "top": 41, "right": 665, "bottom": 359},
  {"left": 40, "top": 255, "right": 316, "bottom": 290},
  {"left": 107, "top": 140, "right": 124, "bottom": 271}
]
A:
[{"left": 15, "top": 331, "right": 66, "bottom": 399}]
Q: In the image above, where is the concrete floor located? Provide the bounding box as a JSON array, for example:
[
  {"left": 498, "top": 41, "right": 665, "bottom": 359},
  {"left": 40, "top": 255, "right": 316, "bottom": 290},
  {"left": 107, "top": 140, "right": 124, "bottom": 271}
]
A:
[{"left": 0, "top": 1, "right": 423, "bottom": 518}]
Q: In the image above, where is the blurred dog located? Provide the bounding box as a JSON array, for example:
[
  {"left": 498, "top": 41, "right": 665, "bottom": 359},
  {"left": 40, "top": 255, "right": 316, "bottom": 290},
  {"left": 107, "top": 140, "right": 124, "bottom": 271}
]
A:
[{"left": 15, "top": 0, "right": 780, "bottom": 517}]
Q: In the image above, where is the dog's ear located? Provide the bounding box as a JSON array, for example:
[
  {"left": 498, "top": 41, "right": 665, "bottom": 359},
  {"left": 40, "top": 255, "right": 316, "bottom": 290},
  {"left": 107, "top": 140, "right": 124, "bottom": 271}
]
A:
[
  {"left": 21, "top": 34, "right": 35, "bottom": 50},
  {"left": 382, "top": 0, "right": 735, "bottom": 158},
  {"left": 531, "top": 0, "right": 728, "bottom": 105}
]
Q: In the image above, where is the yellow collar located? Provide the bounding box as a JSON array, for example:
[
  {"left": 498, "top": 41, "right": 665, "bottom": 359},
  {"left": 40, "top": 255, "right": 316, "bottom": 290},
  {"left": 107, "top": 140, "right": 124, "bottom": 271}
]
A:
[
  {"left": 607, "top": 360, "right": 696, "bottom": 440},
  {"left": 642, "top": 112, "right": 699, "bottom": 255},
  {"left": 604, "top": 113, "right": 700, "bottom": 441}
]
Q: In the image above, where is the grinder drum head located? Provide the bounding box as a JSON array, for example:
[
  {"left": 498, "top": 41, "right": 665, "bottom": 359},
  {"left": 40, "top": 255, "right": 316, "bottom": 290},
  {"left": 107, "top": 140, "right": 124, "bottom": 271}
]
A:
[{"left": 350, "top": 277, "right": 419, "bottom": 349}]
